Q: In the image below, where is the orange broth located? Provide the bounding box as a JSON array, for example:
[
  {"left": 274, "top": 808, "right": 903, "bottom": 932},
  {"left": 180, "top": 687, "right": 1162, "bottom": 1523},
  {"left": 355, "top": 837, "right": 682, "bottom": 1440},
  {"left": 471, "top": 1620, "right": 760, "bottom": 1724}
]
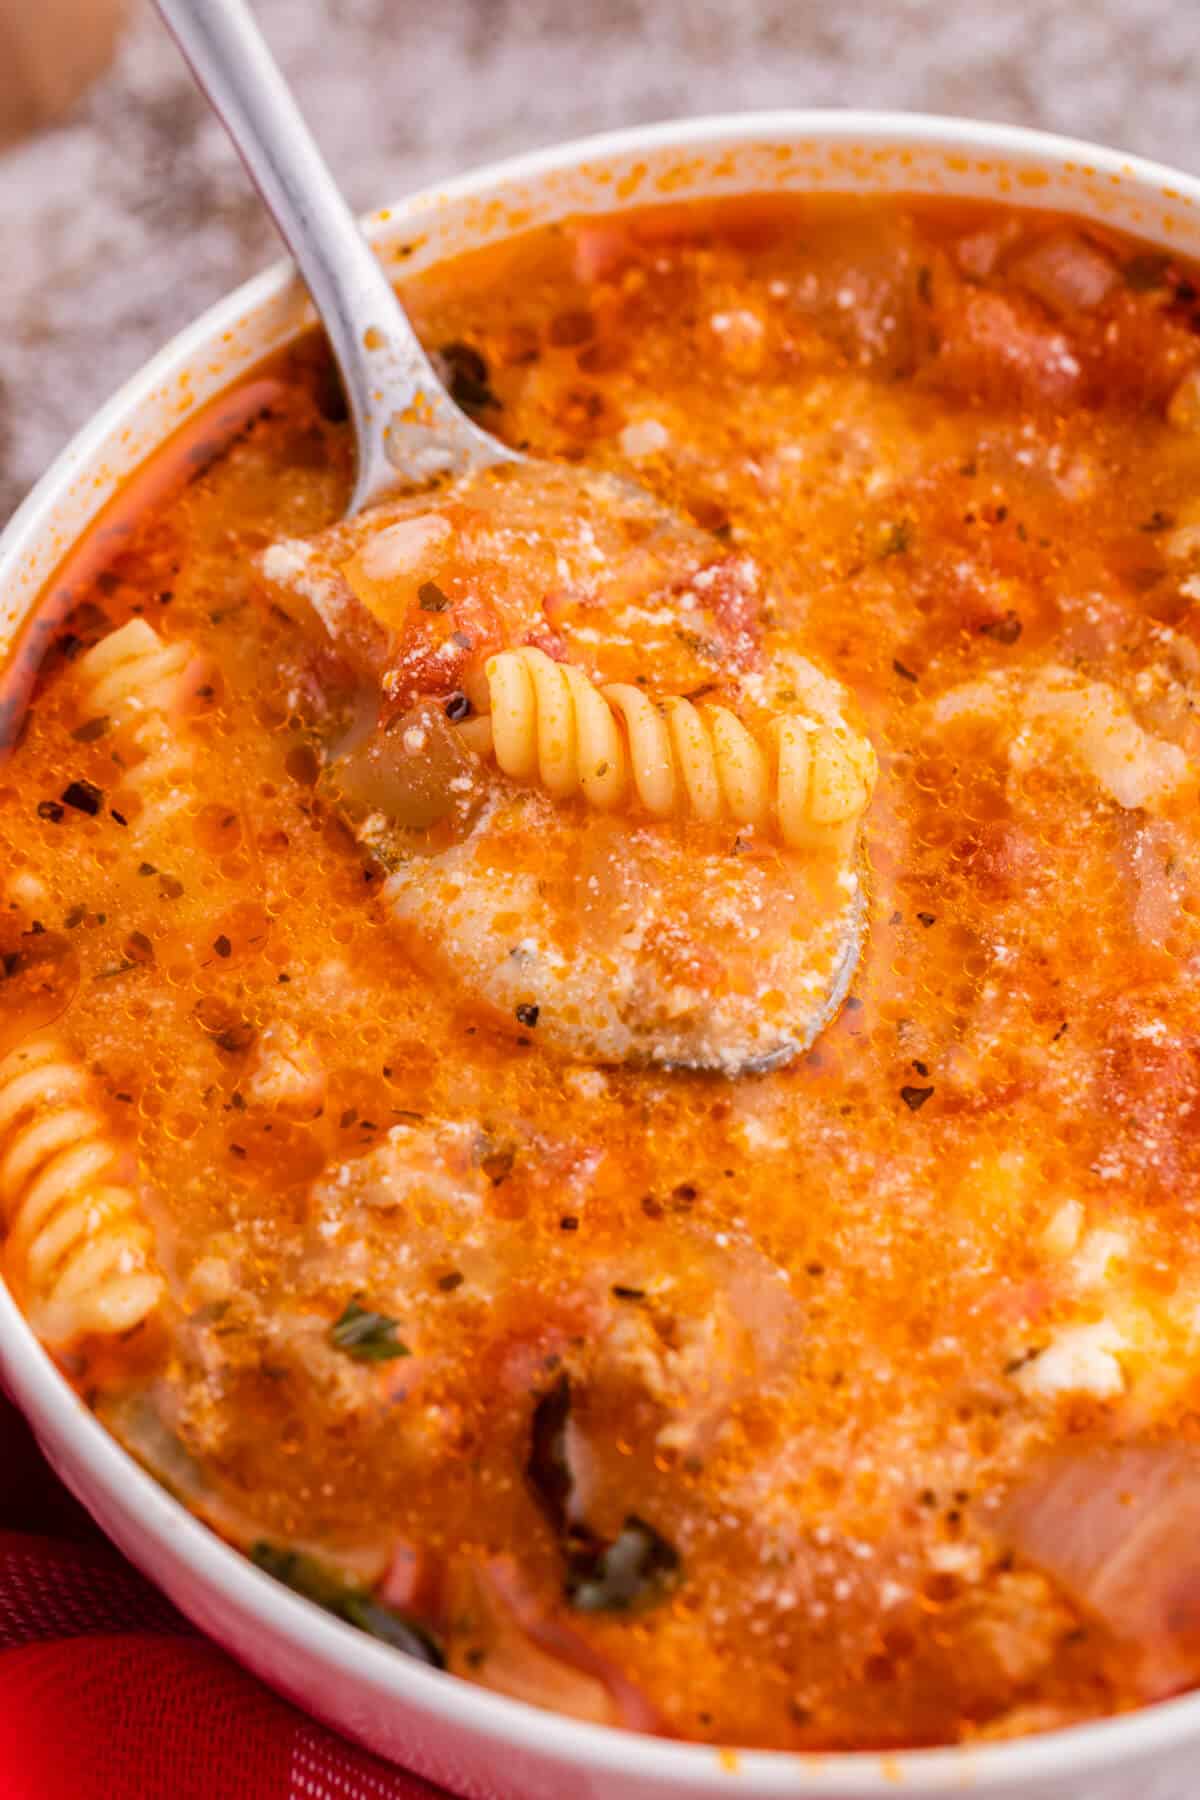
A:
[{"left": 5, "top": 193, "right": 1200, "bottom": 1748}]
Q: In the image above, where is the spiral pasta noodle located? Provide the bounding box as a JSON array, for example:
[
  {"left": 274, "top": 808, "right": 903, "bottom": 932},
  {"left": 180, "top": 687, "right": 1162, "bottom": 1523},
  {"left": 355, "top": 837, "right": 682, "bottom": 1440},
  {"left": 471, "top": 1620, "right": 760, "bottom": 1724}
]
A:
[
  {"left": 469, "top": 647, "right": 876, "bottom": 850},
  {"left": 0, "top": 1037, "right": 163, "bottom": 1348},
  {"left": 74, "top": 619, "right": 207, "bottom": 836}
]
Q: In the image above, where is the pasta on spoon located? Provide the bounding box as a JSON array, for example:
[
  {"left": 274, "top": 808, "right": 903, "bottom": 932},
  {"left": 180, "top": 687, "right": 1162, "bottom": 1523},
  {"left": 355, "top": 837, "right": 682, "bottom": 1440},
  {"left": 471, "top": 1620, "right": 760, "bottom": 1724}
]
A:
[
  {"left": 142, "top": 0, "right": 876, "bottom": 1075},
  {"left": 261, "top": 460, "right": 876, "bottom": 1071}
]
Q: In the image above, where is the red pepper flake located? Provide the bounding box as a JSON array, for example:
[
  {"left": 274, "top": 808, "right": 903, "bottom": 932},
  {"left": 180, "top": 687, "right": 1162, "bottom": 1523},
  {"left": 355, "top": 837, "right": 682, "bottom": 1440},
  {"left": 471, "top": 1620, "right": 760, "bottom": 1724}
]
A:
[
  {"left": 560, "top": 1215, "right": 580, "bottom": 1231},
  {"left": 61, "top": 779, "right": 102, "bottom": 816},
  {"left": 979, "top": 612, "right": 1023, "bottom": 645},
  {"left": 892, "top": 659, "right": 918, "bottom": 683},
  {"left": 480, "top": 1145, "right": 516, "bottom": 1185},
  {"left": 515, "top": 1003, "right": 540, "bottom": 1027},
  {"left": 213, "top": 934, "right": 232, "bottom": 958},
  {"left": 916, "top": 912, "right": 937, "bottom": 928},
  {"left": 70, "top": 715, "right": 109, "bottom": 743},
  {"left": 418, "top": 581, "right": 450, "bottom": 612},
  {"left": 124, "top": 931, "right": 154, "bottom": 965},
  {"left": 37, "top": 800, "right": 64, "bottom": 822},
  {"left": 900, "top": 1084, "right": 935, "bottom": 1112}
]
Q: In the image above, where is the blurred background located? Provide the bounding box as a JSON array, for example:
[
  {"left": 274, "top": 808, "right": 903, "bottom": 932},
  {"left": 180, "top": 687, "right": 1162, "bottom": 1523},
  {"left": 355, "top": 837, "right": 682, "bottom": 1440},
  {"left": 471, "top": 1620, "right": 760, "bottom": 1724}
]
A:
[{"left": 1, "top": 0, "right": 1199, "bottom": 522}]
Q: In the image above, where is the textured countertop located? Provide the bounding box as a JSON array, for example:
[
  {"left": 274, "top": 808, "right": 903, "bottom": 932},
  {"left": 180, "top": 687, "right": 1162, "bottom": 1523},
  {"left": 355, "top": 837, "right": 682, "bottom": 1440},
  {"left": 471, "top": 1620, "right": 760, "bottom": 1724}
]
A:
[{"left": 1, "top": 0, "right": 1198, "bottom": 522}]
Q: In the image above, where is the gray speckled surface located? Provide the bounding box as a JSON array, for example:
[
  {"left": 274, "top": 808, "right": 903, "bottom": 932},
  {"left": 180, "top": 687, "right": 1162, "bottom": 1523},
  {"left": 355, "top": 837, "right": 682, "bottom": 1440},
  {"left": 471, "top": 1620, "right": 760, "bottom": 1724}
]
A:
[{"left": 1, "top": 0, "right": 1199, "bottom": 521}]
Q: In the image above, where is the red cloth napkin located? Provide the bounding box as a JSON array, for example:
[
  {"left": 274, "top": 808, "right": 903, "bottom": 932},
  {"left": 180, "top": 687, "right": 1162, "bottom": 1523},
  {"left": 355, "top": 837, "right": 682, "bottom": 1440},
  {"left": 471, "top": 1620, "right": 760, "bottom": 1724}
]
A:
[{"left": 0, "top": 1391, "right": 454, "bottom": 1800}]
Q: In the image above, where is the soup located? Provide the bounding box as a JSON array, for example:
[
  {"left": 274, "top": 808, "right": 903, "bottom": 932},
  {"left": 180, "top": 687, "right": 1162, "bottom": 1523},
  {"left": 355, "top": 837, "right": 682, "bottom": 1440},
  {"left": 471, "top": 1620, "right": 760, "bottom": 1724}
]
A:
[{"left": 3, "top": 193, "right": 1200, "bottom": 1750}]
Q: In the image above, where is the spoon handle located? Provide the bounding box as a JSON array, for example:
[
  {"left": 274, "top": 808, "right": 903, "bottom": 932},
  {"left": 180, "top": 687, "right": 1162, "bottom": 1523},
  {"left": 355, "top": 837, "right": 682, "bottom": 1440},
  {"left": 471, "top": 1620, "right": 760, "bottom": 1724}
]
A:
[{"left": 154, "top": 0, "right": 510, "bottom": 512}]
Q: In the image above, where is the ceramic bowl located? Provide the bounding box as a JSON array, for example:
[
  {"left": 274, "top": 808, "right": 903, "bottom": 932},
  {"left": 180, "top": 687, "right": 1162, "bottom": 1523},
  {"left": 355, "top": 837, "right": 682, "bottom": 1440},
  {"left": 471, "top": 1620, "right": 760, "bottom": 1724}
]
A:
[{"left": 3, "top": 111, "right": 1200, "bottom": 1800}]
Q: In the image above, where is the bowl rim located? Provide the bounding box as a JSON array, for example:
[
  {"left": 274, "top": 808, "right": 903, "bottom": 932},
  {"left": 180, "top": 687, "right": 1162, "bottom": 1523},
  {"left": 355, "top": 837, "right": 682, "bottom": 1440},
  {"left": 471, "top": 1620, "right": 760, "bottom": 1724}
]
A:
[{"left": 4, "top": 106, "right": 1200, "bottom": 1794}]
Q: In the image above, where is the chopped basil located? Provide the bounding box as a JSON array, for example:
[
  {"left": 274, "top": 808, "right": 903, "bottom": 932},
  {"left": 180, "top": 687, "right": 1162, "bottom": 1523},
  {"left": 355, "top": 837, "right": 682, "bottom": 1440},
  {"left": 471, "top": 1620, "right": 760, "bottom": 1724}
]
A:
[
  {"left": 341, "top": 1594, "right": 444, "bottom": 1664},
  {"left": 251, "top": 1542, "right": 348, "bottom": 1611},
  {"left": 330, "top": 1298, "right": 410, "bottom": 1363},
  {"left": 567, "top": 1516, "right": 680, "bottom": 1613},
  {"left": 527, "top": 1380, "right": 682, "bottom": 1614},
  {"left": 526, "top": 1373, "right": 573, "bottom": 1533},
  {"left": 251, "top": 1543, "right": 442, "bottom": 1667}
]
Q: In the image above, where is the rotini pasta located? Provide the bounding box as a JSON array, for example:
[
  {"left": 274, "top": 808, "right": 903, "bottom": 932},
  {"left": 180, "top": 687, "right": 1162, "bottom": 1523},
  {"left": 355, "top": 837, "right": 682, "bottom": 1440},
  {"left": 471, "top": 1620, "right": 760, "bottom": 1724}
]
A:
[
  {"left": 467, "top": 647, "right": 876, "bottom": 850},
  {"left": 0, "top": 1037, "right": 163, "bottom": 1348},
  {"left": 74, "top": 619, "right": 207, "bottom": 836}
]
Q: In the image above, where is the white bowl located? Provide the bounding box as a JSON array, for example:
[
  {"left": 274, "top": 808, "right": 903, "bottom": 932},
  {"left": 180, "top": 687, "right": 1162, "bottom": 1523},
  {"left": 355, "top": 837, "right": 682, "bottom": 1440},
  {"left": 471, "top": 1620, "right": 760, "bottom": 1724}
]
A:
[{"left": 3, "top": 110, "right": 1200, "bottom": 1800}]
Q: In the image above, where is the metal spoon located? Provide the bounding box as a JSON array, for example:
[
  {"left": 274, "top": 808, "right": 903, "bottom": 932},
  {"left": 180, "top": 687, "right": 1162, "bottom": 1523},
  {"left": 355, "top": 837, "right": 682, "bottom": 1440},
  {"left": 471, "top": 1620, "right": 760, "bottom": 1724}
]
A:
[
  {"left": 154, "top": 0, "right": 513, "bottom": 514},
  {"left": 152, "top": 0, "right": 871, "bottom": 1070}
]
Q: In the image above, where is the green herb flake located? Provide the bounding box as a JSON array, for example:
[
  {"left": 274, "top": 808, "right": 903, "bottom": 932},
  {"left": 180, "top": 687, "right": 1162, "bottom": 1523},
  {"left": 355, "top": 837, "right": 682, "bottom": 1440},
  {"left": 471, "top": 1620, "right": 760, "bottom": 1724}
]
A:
[
  {"left": 330, "top": 1298, "right": 411, "bottom": 1363},
  {"left": 341, "top": 1595, "right": 444, "bottom": 1665},
  {"left": 251, "top": 1543, "right": 442, "bottom": 1667}
]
